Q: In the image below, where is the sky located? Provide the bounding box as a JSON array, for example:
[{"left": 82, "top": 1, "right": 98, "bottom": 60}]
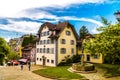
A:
[{"left": 0, "top": 0, "right": 120, "bottom": 42}]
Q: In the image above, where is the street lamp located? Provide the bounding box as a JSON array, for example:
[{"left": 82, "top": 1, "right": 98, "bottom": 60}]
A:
[{"left": 114, "top": 10, "right": 120, "bottom": 22}]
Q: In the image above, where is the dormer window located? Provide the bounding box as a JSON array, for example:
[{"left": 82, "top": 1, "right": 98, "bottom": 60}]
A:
[
  {"left": 66, "top": 31, "right": 71, "bottom": 36},
  {"left": 85, "top": 38, "right": 90, "bottom": 42}
]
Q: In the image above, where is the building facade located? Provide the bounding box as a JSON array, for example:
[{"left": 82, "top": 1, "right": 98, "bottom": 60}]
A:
[
  {"left": 77, "top": 34, "right": 103, "bottom": 63},
  {"left": 22, "top": 44, "right": 36, "bottom": 63},
  {"left": 36, "top": 21, "right": 78, "bottom": 66}
]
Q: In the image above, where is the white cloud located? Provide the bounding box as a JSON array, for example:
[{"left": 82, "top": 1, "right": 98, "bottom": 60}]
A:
[
  {"left": 0, "top": 0, "right": 105, "bottom": 17},
  {"left": 58, "top": 16, "right": 103, "bottom": 26},
  {"left": 0, "top": 20, "right": 41, "bottom": 34}
]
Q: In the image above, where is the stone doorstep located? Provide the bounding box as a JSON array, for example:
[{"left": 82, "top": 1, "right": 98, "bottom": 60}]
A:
[{"left": 68, "top": 67, "right": 97, "bottom": 74}]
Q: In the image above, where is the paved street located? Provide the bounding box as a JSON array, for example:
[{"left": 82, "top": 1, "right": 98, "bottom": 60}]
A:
[
  {"left": 0, "top": 65, "right": 52, "bottom": 80},
  {"left": 0, "top": 65, "right": 120, "bottom": 80}
]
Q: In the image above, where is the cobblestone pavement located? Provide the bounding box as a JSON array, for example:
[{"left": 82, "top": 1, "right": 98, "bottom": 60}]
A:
[{"left": 0, "top": 65, "right": 52, "bottom": 80}]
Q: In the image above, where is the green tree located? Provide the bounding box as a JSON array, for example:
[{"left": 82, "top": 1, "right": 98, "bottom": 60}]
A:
[
  {"left": 22, "top": 34, "right": 35, "bottom": 47},
  {"left": 7, "top": 51, "right": 19, "bottom": 60},
  {"left": 84, "top": 23, "right": 120, "bottom": 64},
  {"left": 0, "top": 37, "right": 10, "bottom": 65},
  {"left": 79, "top": 26, "right": 89, "bottom": 39},
  {"left": 79, "top": 26, "right": 89, "bottom": 65},
  {"left": 97, "top": 17, "right": 111, "bottom": 32}
]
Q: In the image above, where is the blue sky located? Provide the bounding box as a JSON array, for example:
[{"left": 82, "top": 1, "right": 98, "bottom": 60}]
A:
[{"left": 0, "top": 0, "right": 120, "bottom": 41}]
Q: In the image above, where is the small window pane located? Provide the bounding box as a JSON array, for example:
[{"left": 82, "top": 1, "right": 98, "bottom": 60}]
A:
[{"left": 66, "top": 31, "right": 71, "bottom": 36}]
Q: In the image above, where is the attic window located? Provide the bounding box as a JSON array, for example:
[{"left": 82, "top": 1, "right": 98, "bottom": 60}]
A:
[
  {"left": 66, "top": 31, "right": 71, "bottom": 36},
  {"left": 85, "top": 38, "right": 90, "bottom": 42}
]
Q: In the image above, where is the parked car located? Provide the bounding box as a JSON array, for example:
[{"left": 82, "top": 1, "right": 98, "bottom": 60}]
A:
[
  {"left": 11, "top": 60, "right": 19, "bottom": 65},
  {"left": 7, "top": 60, "right": 19, "bottom": 66}
]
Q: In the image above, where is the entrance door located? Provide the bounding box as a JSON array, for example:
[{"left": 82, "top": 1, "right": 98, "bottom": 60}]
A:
[{"left": 86, "top": 55, "right": 90, "bottom": 61}]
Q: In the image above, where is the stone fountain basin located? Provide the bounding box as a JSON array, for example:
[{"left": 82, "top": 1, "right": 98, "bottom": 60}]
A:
[{"left": 72, "top": 63, "right": 95, "bottom": 71}]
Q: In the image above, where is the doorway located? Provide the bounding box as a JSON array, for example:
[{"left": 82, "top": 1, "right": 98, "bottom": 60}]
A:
[{"left": 86, "top": 55, "right": 90, "bottom": 61}]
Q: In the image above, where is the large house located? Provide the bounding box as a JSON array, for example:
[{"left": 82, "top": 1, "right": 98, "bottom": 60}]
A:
[{"left": 36, "top": 21, "right": 79, "bottom": 66}]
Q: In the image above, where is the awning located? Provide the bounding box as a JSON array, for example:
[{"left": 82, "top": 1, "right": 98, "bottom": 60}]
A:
[{"left": 18, "top": 59, "right": 27, "bottom": 63}]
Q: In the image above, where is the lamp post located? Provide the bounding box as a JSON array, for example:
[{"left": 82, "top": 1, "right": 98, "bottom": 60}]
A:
[{"left": 114, "top": 10, "right": 120, "bottom": 22}]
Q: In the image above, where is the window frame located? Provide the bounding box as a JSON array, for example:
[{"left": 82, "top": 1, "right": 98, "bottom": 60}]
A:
[{"left": 60, "top": 48, "right": 66, "bottom": 54}]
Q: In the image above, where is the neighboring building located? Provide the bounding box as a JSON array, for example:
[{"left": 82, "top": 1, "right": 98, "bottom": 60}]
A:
[
  {"left": 22, "top": 44, "right": 36, "bottom": 63},
  {"left": 36, "top": 21, "right": 79, "bottom": 66},
  {"left": 21, "top": 34, "right": 36, "bottom": 58},
  {"left": 77, "top": 34, "right": 103, "bottom": 63},
  {"left": 8, "top": 38, "right": 23, "bottom": 57}
]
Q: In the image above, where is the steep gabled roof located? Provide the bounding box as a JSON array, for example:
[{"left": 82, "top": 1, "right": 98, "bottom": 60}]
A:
[
  {"left": 38, "top": 22, "right": 56, "bottom": 34},
  {"left": 56, "top": 21, "right": 79, "bottom": 40},
  {"left": 37, "top": 21, "right": 79, "bottom": 40}
]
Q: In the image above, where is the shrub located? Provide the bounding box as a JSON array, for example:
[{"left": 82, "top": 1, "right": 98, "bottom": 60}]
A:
[{"left": 58, "top": 54, "right": 81, "bottom": 66}]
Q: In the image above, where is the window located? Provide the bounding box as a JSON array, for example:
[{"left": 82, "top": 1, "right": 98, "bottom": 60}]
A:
[
  {"left": 71, "top": 48, "right": 74, "bottom": 54},
  {"left": 70, "top": 40, "right": 74, "bottom": 45},
  {"left": 43, "top": 48, "right": 45, "bottom": 53},
  {"left": 61, "top": 48, "right": 66, "bottom": 54},
  {"left": 40, "top": 40, "right": 42, "bottom": 44},
  {"left": 51, "top": 48, "right": 54, "bottom": 54},
  {"left": 93, "top": 54, "right": 100, "bottom": 59},
  {"left": 44, "top": 40, "right": 46, "bottom": 44},
  {"left": 37, "top": 58, "right": 39, "bottom": 61},
  {"left": 37, "top": 48, "right": 39, "bottom": 53},
  {"left": 61, "top": 39, "right": 66, "bottom": 44},
  {"left": 40, "top": 48, "right": 42, "bottom": 53},
  {"left": 47, "top": 31, "right": 49, "bottom": 35},
  {"left": 40, "top": 58, "right": 42, "bottom": 61},
  {"left": 47, "top": 48, "right": 50, "bottom": 53},
  {"left": 51, "top": 60, "right": 54, "bottom": 63},
  {"left": 47, "top": 59, "right": 49, "bottom": 62},
  {"left": 66, "top": 31, "right": 71, "bottom": 36},
  {"left": 43, "top": 32, "right": 46, "bottom": 36},
  {"left": 47, "top": 40, "right": 50, "bottom": 44},
  {"left": 85, "top": 38, "right": 90, "bottom": 42}
]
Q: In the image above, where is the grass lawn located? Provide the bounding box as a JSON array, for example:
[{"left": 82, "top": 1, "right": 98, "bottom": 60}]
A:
[
  {"left": 33, "top": 66, "right": 84, "bottom": 79},
  {"left": 95, "top": 63, "right": 120, "bottom": 77}
]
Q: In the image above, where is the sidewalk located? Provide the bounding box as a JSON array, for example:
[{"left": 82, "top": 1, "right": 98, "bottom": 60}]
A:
[{"left": 0, "top": 65, "right": 52, "bottom": 80}]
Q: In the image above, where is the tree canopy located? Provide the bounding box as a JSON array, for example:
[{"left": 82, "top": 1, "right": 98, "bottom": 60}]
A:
[
  {"left": 22, "top": 34, "right": 36, "bottom": 47},
  {"left": 0, "top": 37, "right": 10, "bottom": 65},
  {"left": 84, "top": 23, "right": 120, "bottom": 64},
  {"left": 7, "top": 51, "right": 19, "bottom": 60},
  {"left": 79, "top": 26, "right": 89, "bottom": 39}
]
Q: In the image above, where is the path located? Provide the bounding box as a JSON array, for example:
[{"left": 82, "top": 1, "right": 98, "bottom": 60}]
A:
[
  {"left": 0, "top": 65, "right": 52, "bottom": 80},
  {"left": 69, "top": 67, "right": 120, "bottom": 80}
]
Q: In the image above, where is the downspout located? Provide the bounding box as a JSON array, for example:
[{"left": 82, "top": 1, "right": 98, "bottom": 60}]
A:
[{"left": 55, "top": 38, "right": 58, "bottom": 66}]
